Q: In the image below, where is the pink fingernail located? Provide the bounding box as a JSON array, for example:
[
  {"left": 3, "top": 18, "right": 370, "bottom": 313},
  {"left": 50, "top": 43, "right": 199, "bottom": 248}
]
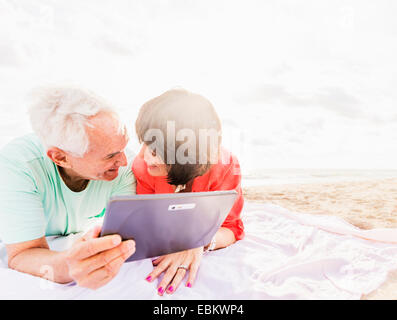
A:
[
  {"left": 168, "top": 286, "right": 173, "bottom": 293},
  {"left": 145, "top": 276, "right": 152, "bottom": 282},
  {"left": 158, "top": 287, "right": 164, "bottom": 294},
  {"left": 187, "top": 282, "right": 192, "bottom": 288}
]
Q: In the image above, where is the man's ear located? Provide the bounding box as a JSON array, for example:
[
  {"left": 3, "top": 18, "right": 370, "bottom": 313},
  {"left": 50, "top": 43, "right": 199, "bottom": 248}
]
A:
[{"left": 47, "top": 148, "right": 71, "bottom": 168}]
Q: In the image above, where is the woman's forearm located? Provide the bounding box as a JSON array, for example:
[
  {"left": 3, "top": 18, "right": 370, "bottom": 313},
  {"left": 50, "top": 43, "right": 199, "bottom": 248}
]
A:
[{"left": 209, "top": 227, "right": 236, "bottom": 251}]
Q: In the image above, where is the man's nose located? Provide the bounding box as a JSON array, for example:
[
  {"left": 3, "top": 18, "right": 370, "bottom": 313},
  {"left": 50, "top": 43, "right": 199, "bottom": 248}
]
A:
[{"left": 116, "top": 152, "right": 128, "bottom": 167}]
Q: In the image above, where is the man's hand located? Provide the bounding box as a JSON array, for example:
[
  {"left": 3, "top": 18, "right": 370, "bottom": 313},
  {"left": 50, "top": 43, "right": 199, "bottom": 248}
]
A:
[{"left": 65, "top": 225, "right": 135, "bottom": 290}]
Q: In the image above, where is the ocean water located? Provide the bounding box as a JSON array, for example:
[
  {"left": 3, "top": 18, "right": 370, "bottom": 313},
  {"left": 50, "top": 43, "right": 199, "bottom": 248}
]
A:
[
  {"left": 242, "top": 168, "right": 397, "bottom": 187},
  {"left": 0, "top": 1, "right": 396, "bottom": 173}
]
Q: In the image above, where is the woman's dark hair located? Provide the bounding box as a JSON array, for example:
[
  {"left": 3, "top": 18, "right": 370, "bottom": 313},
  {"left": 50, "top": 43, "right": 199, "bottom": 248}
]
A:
[{"left": 135, "top": 88, "right": 222, "bottom": 186}]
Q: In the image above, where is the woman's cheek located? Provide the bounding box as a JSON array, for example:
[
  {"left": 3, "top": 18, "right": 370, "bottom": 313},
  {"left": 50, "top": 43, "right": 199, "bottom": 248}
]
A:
[{"left": 147, "top": 164, "right": 168, "bottom": 176}]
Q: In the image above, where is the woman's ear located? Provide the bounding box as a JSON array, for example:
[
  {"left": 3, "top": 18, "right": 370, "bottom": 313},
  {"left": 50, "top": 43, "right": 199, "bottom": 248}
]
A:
[{"left": 47, "top": 148, "right": 71, "bottom": 168}]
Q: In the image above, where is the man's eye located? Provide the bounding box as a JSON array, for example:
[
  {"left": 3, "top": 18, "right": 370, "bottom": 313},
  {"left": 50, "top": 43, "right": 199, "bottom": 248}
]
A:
[{"left": 151, "top": 149, "right": 156, "bottom": 157}]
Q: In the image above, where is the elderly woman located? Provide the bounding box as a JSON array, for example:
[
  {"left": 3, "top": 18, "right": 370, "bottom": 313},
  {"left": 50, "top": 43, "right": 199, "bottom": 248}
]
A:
[{"left": 132, "top": 88, "right": 244, "bottom": 295}]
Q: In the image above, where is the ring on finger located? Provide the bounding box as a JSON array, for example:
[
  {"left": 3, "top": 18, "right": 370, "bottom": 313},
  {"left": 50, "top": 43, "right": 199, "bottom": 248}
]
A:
[{"left": 177, "top": 265, "right": 189, "bottom": 271}]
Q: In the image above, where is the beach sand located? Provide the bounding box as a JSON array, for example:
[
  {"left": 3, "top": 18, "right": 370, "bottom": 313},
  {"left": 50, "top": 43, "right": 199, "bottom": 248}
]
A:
[{"left": 243, "top": 178, "right": 397, "bottom": 300}]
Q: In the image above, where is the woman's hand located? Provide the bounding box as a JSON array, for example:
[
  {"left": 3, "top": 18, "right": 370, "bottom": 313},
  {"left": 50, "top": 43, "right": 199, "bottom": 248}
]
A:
[{"left": 145, "top": 247, "right": 203, "bottom": 295}]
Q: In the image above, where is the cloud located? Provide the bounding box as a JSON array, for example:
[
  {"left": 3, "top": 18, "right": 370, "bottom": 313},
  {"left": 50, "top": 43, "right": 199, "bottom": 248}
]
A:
[
  {"left": 243, "top": 84, "right": 366, "bottom": 119},
  {"left": 309, "top": 86, "right": 363, "bottom": 118}
]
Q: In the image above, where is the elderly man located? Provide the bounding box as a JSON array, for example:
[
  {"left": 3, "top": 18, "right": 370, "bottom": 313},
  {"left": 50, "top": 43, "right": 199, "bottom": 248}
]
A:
[{"left": 0, "top": 86, "right": 136, "bottom": 289}]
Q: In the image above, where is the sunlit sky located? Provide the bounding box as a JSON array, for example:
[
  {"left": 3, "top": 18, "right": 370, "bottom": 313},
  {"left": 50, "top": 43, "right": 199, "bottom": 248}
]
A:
[{"left": 0, "top": 0, "right": 396, "bottom": 173}]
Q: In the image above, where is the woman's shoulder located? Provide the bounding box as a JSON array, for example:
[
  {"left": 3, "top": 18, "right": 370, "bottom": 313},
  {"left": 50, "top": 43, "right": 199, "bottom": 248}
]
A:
[
  {"left": 220, "top": 147, "right": 239, "bottom": 162},
  {"left": 199, "top": 147, "right": 242, "bottom": 191},
  {"left": 208, "top": 147, "right": 241, "bottom": 177},
  {"left": 218, "top": 147, "right": 240, "bottom": 169}
]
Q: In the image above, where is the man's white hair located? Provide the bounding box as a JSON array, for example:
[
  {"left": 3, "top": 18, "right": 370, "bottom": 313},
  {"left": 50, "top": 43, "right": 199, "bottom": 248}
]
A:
[{"left": 28, "top": 85, "right": 122, "bottom": 157}]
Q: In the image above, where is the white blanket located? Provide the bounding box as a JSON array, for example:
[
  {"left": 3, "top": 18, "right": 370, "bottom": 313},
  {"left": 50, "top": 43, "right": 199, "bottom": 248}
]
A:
[{"left": 1, "top": 201, "right": 397, "bottom": 300}]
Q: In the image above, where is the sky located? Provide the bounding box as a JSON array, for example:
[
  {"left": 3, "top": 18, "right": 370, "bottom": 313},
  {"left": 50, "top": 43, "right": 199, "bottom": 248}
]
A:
[{"left": 0, "top": 0, "right": 396, "bottom": 173}]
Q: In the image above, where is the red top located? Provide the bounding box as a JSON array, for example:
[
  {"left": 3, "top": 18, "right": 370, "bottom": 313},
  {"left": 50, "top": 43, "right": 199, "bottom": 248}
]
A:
[{"left": 131, "top": 148, "right": 245, "bottom": 241}]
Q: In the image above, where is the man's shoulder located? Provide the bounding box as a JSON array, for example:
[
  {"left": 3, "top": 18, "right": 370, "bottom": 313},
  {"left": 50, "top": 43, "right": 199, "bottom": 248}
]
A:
[{"left": 0, "top": 133, "right": 46, "bottom": 165}]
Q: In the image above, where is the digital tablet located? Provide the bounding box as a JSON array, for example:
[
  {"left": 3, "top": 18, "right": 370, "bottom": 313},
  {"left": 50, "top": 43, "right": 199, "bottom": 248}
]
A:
[{"left": 100, "top": 190, "right": 238, "bottom": 262}]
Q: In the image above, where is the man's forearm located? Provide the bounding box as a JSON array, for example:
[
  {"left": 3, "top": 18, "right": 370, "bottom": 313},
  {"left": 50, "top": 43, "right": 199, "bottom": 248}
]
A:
[{"left": 8, "top": 248, "right": 72, "bottom": 284}]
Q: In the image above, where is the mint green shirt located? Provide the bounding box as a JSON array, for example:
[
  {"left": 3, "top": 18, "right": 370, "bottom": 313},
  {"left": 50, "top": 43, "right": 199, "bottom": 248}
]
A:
[{"left": 0, "top": 134, "right": 136, "bottom": 244}]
